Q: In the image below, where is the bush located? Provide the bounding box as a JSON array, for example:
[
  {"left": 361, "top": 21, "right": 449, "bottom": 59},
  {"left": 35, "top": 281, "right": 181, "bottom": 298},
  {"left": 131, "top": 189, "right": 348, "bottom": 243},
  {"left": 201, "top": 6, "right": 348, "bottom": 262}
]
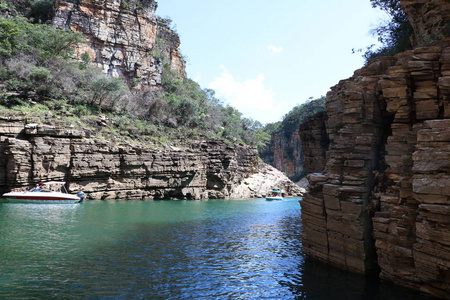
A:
[
  {"left": 0, "top": 16, "right": 85, "bottom": 63},
  {"left": 0, "top": 13, "right": 274, "bottom": 148},
  {"left": 363, "top": 0, "right": 413, "bottom": 62},
  {"left": 88, "top": 76, "right": 127, "bottom": 110},
  {"left": 0, "top": 20, "right": 21, "bottom": 56},
  {"left": 30, "top": 66, "right": 51, "bottom": 82},
  {"left": 27, "top": 0, "right": 53, "bottom": 24},
  {"left": 277, "top": 96, "right": 326, "bottom": 139}
]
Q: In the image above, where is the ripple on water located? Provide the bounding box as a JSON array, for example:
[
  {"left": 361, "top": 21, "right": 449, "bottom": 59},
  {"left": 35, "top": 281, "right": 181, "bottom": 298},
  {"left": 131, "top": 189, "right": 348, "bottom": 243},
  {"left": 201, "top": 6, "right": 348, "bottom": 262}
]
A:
[{"left": 0, "top": 199, "right": 441, "bottom": 299}]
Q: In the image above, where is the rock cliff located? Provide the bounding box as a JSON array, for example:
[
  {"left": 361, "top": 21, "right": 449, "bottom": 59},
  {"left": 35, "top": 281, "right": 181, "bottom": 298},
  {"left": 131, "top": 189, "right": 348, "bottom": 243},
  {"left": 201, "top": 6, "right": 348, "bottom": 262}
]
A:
[
  {"left": 299, "top": 111, "right": 329, "bottom": 175},
  {"left": 299, "top": 3, "right": 450, "bottom": 295},
  {"left": 401, "top": 0, "right": 450, "bottom": 47},
  {"left": 52, "top": 0, "right": 185, "bottom": 88},
  {"left": 0, "top": 118, "right": 302, "bottom": 200},
  {"left": 262, "top": 131, "right": 305, "bottom": 182}
]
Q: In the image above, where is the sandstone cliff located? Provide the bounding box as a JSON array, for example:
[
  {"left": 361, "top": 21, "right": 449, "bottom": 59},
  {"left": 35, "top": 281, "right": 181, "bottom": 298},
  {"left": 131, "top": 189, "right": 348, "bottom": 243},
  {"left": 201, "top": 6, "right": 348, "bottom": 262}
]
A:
[
  {"left": 0, "top": 117, "right": 301, "bottom": 200},
  {"left": 262, "top": 131, "right": 305, "bottom": 182},
  {"left": 299, "top": 0, "right": 450, "bottom": 296},
  {"left": 299, "top": 111, "right": 329, "bottom": 175},
  {"left": 260, "top": 99, "right": 326, "bottom": 182},
  {"left": 52, "top": 0, "right": 185, "bottom": 88}
]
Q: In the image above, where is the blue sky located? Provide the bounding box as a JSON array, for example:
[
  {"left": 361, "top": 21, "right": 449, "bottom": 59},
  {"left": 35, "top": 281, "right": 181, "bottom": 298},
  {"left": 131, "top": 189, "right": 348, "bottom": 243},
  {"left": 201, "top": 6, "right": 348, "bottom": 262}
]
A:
[{"left": 156, "top": 0, "right": 387, "bottom": 124}]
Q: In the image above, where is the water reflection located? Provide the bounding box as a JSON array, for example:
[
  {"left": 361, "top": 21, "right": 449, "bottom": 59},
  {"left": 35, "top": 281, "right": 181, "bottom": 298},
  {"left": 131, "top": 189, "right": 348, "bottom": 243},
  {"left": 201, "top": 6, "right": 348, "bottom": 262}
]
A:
[{"left": 0, "top": 199, "right": 441, "bottom": 299}]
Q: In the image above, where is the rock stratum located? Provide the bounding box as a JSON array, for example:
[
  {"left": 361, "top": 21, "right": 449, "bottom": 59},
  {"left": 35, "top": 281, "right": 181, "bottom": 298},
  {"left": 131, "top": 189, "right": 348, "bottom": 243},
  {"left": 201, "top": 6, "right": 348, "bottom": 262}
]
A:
[
  {"left": 53, "top": 0, "right": 185, "bottom": 88},
  {"left": 299, "top": 0, "right": 450, "bottom": 297},
  {"left": 261, "top": 130, "right": 305, "bottom": 182},
  {"left": 0, "top": 119, "right": 302, "bottom": 200}
]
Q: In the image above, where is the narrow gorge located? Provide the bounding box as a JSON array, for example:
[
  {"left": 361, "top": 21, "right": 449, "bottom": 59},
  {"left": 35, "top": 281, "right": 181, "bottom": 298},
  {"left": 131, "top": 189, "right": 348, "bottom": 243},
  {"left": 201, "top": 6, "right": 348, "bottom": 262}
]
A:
[{"left": 1, "top": 0, "right": 449, "bottom": 297}]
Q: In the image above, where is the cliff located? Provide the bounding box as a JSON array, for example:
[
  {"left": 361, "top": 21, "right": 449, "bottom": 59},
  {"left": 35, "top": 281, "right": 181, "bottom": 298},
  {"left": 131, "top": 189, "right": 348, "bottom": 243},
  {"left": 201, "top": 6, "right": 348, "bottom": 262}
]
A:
[
  {"left": 401, "top": 0, "right": 450, "bottom": 47},
  {"left": 299, "top": 0, "right": 450, "bottom": 296},
  {"left": 262, "top": 131, "right": 305, "bottom": 182},
  {"left": 52, "top": 0, "right": 186, "bottom": 88},
  {"left": 299, "top": 111, "right": 329, "bottom": 175},
  {"left": 260, "top": 98, "right": 326, "bottom": 181},
  {"left": 0, "top": 118, "right": 302, "bottom": 200}
]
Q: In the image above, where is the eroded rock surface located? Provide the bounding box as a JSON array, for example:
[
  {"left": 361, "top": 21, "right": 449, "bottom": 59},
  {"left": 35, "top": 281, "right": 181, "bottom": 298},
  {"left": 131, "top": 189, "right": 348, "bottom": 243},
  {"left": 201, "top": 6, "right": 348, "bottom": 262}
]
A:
[
  {"left": 300, "top": 40, "right": 450, "bottom": 297},
  {"left": 52, "top": 0, "right": 185, "bottom": 88},
  {"left": 0, "top": 119, "right": 302, "bottom": 200}
]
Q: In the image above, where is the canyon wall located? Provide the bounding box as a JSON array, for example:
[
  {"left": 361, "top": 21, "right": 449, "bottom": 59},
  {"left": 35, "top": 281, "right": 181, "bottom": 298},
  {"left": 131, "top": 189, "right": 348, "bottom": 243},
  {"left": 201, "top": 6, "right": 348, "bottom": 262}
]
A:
[
  {"left": 261, "top": 131, "right": 305, "bottom": 181},
  {"left": 299, "top": 111, "right": 329, "bottom": 175},
  {"left": 0, "top": 118, "right": 264, "bottom": 200},
  {"left": 401, "top": 0, "right": 450, "bottom": 47},
  {"left": 300, "top": 12, "right": 450, "bottom": 299},
  {"left": 301, "top": 41, "right": 450, "bottom": 297},
  {"left": 52, "top": 0, "right": 185, "bottom": 88}
]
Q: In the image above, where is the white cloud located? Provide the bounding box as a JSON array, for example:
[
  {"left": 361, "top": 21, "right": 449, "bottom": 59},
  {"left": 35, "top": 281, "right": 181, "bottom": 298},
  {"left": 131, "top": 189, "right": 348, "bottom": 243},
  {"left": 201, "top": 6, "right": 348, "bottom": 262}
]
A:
[
  {"left": 267, "top": 45, "right": 284, "bottom": 54},
  {"left": 208, "top": 66, "right": 288, "bottom": 122}
]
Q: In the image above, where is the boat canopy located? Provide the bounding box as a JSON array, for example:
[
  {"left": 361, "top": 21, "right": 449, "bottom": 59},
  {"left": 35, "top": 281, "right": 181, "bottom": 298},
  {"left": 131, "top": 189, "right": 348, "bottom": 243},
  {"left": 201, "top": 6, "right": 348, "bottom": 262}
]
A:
[{"left": 42, "top": 181, "right": 66, "bottom": 185}]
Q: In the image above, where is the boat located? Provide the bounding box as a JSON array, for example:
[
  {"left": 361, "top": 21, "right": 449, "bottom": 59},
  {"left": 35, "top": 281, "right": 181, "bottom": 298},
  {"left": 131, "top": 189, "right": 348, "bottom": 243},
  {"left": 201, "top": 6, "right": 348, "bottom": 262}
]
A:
[
  {"left": 1, "top": 181, "right": 85, "bottom": 204},
  {"left": 266, "top": 189, "right": 283, "bottom": 201}
]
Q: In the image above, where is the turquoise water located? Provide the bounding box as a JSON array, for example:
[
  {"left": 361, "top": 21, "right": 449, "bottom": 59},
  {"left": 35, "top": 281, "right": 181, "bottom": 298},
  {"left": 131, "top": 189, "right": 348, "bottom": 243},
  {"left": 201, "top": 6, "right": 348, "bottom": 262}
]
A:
[{"left": 0, "top": 198, "right": 438, "bottom": 299}]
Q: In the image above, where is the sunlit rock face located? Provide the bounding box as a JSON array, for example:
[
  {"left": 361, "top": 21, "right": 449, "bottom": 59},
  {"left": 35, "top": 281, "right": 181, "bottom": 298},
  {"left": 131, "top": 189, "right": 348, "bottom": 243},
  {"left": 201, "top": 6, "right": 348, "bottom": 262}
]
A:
[
  {"left": 0, "top": 120, "right": 303, "bottom": 200},
  {"left": 53, "top": 0, "right": 185, "bottom": 88},
  {"left": 0, "top": 120, "right": 256, "bottom": 200},
  {"left": 261, "top": 130, "right": 305, "bottom": 182},
  {"left": 300, "top": 0, "right": 450, "bottom": 296},
  {"left": 302, "top": 40, "right": 450, "bottom": 298}
]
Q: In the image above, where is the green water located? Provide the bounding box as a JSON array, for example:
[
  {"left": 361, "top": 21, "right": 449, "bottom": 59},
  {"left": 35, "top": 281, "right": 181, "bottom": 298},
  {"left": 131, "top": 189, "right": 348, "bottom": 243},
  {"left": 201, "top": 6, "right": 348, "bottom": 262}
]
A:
[{"left": 0, "top": 199, "right": 439, "bottom": 299}]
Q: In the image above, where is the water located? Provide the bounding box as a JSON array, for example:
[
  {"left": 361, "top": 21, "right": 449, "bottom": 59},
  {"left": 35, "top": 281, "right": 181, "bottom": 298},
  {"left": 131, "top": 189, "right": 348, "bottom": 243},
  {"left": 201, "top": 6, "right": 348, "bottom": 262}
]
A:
[{"left": 0, "top": 198, "right": 438, "bottom": 299}]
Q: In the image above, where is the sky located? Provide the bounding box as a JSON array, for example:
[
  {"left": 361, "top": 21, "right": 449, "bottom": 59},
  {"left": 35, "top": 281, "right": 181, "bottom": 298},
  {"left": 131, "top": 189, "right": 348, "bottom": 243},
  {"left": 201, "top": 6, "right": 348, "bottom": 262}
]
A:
[{"left": 156, "top": 0, "right": 388, "bottom": 124}]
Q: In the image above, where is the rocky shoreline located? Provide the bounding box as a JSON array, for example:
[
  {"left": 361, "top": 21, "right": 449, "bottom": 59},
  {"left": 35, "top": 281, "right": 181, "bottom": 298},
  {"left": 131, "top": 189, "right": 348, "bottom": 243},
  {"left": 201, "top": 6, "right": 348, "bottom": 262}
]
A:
[{"left": 0, "top": 118, "right": 302, "bottom": 200}]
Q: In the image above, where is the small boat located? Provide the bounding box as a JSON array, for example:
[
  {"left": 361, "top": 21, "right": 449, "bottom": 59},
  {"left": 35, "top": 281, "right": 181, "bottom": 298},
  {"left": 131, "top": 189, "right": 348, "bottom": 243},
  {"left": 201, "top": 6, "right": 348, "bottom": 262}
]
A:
[
  {"left": 266, "top": 190, "right": 283, "bottom": 201},
  {"left": 1, "top": 181, "right": 85, "bottom": 204}
]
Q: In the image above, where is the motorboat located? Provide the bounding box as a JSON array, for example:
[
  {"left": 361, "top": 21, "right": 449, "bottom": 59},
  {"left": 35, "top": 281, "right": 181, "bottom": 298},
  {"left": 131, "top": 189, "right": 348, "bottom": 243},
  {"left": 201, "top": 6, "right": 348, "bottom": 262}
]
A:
[
  {"left": 1, "top": 181, "right": 85, "bottom": 204},
  {"left": 266, "top": 189, "right": 283, "bottom": 201}
]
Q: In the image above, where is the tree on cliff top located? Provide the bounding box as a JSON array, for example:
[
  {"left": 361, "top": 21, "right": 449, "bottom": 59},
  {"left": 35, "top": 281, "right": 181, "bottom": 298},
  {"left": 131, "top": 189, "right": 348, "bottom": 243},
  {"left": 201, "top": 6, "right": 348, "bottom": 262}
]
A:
[
  {"left": 277, "top": 96, "right": 326, "bottom": 139},
  {"left": 362, "top": 0, "right": 413, "bottom": 62},
  {"left": 0, "top": 0, "right": 53, "bottom": 23}
]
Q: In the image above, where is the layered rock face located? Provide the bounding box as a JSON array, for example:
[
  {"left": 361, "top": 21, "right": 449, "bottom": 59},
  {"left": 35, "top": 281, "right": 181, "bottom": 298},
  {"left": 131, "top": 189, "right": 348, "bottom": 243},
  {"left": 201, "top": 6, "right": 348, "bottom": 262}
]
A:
[
  {"left": 401, "top": 0, "right": 450, "bottom": 46},
  {"left": 299, "top": 111, "right": 329, "bottom": 175},
  {"left": 300, "top": 40, "right": 450, "bottom": 297},
  {"left": 261, "top": 130, "right": 305, "bottom": 181},
  {"left": 52, "top": 0, "right": 185, "bottom": 88},
  {"left": 0, "top": 118, "right": 265, "bottom": 200}
]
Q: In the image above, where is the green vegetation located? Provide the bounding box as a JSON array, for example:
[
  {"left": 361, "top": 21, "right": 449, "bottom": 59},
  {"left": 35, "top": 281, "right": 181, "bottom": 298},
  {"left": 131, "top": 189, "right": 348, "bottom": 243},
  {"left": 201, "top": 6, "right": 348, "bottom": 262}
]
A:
[
  {"left": 258, "top": 97, "right": 326, "bottom": 171},
  {"left": 263, "top": 97, "right": 326, "bottom": 139},
  {"left": 0, "top": 10, "right": 270, "bottom": 148},
  {"left": 0, "top": 0, "right": 53, "bottom": 23},
  {"left": 360, "top": 0, "right": 414, "bottom": 62},
  {"left": 358, "top": 0, "right": 448, "bottom": 62}
]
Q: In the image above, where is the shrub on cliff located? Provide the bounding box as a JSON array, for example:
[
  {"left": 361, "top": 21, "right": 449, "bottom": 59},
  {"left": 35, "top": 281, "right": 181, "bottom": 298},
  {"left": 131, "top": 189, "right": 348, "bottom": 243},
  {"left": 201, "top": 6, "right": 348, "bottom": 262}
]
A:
[
  {"left": 0, "top": 16, "right": 84, "bottom": 61},
  {"left": 276, "top": 96, "right": 326, "bottom": 139},
  {"left": 259, "top": 97, "right": 326, "bottom": 151},
  {"left": 0, "top": 16, "right": 132, "bottom": 111},
  {"left": 134, "top": 67, "right": 268, "bottom": 146},
  {"left": 0, "top": 13, "right": 270, "bottom": 148},
  {"left": 362, "top": 0, "right": 414, "bottom": 62},
  {"left": 0, "top": 0, "right": 53, "bottom": 23},
  {"left": 258, "top": 97, "right": 326, "bottom": 178}
]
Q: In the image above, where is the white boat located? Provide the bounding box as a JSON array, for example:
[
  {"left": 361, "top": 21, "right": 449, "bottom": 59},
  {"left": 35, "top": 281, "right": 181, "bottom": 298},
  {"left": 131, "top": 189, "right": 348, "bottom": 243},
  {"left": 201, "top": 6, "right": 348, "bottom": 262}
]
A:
[
  {"left": 266, "top": 190, "right": 283, "bottom": 201},
  {"left": 2, "top": 181, "right": 85, "bottom": 204}
]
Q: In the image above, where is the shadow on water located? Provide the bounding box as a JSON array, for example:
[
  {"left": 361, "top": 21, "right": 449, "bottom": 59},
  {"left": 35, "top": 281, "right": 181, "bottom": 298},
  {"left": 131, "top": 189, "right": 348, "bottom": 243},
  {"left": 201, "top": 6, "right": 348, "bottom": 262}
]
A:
[
  {"left": 0, "top": 199, "right": 442, "bottom": 299},
  {"left": 283, "top": 258, "right": 440, "bottom": 300}
]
